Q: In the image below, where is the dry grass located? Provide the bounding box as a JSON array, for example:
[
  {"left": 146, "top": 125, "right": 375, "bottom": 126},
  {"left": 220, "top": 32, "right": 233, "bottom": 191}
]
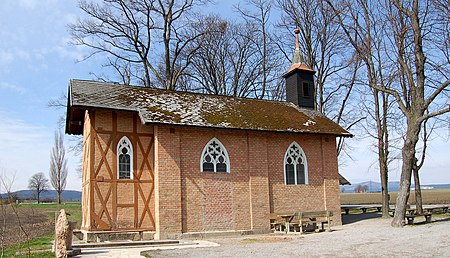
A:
[{"left": 340, "top": 189, "right": 450, "bottom": 205}]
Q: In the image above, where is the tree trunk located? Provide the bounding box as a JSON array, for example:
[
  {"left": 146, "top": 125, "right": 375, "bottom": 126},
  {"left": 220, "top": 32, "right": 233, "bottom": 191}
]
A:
[
  {"left": 380, "top": 163, "right": 389, "bottom": 218},
  {"left": 413, "top": 165, "right": 423, "bottom": 214},
  {"left": 57, "top": 192, "right": 61, "bottom": 205},
  {"left": 391, "top": 122, "right": 420, "bottom": 227},
  {"left": 37, "top": 192, "right": 40, "bottom": 204},
  {"left": 373, "top": 89, "right": 390, "bottom": 218}
]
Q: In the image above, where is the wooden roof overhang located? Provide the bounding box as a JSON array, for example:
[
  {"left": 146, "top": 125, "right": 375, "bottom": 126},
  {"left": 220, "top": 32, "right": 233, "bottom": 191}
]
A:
[{"left": 65, "top": 80, "right": 353, "bottom": 138}]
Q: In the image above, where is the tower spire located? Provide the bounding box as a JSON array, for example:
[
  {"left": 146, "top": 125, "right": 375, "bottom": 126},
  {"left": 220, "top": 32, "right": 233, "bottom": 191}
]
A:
[
  {"left": 292, "top": 28, "right": 304, "bottom": 65},
  {"left": 283, "top": 27, "right": 316, "bottom": 109}
]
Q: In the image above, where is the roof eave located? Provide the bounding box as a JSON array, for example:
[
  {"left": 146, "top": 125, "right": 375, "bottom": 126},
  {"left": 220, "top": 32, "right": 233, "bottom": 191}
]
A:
[
  {"left": 143, "top": 120, "right": 352, "bottom": 137},
  {"left": 66, "top": 104, "right": 145, "bottom": 135},
  {"left": 282, "top": 65, "right": 316, "bottom": 78},
  {"left": 65, "top": 82, "right": 73, "bottom": 134}
]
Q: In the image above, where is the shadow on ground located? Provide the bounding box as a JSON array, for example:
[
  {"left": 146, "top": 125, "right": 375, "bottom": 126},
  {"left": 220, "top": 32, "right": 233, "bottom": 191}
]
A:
[
  {"left": 75, "top": 250, "right": 109, "bottom": 256},
  {"left": 342, "top": 211, "right": 450, "bottom": 225},
  {"left": 342, "top": 212, "right": 382, "bottom": 225}
]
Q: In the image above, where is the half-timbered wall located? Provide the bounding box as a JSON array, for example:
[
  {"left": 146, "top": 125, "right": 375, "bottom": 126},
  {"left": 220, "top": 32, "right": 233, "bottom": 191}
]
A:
[
  {"left": 81, "top": 110, "right": 155, "bottom": 231},
  {"left": 81, "top": 110, "right": 92, "bottom": 230}
]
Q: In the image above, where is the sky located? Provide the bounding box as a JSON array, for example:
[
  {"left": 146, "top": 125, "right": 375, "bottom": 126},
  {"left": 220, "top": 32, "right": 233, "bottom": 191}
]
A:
[{"left": 0, "top": 0, "right": 448, "bottom": 192}]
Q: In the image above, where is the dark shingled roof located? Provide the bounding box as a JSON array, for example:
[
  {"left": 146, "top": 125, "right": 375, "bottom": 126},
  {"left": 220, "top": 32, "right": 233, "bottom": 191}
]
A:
[{"left": 66, "top": 79, "right": 352, "bottom": 137}]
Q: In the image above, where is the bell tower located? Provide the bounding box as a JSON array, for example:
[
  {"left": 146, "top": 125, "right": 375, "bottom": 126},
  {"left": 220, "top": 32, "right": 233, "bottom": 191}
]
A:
[{"left": 282, "top": 28, "right": 316, "bottom": 109}]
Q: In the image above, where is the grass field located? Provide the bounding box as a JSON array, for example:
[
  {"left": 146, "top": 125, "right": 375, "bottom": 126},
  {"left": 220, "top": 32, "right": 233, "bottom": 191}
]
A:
[
  {"left": 341, "top": 189, "right": 450, "bottom": 205},
  {"left": 0, "top": 202, "right": 81, "bottom": 257},
  {"left": 23, "top": 202, "right": 83, "bottom": 228}
]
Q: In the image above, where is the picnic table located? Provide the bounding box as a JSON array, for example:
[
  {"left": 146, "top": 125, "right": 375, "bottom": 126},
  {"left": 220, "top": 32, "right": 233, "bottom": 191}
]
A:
[
  {"left": 423, "top": 205, "right": 450, "bottom": 213},
  {"left": 280, "top": 214, "right": 295, "bottom": 234},
  {"left": 341, "top": 205, "right": 382, "bottom": 214},
  {"left": 389, "top": 205, "right": 450, "bottom": 224},
  {"left": 270, "top": 210, "right": 333, "bottom": 234}
]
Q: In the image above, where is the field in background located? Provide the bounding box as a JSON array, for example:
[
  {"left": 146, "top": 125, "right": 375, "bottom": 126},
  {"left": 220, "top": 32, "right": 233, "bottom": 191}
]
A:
[
  {"left": 0, "top": 202, "right": 81, "bottom": 257},
  {"left": 22, "top": 202, "right": 83, "bottom": 228},
  {"left": 341, "top": 189, "right": 450, "bottom": 205}
]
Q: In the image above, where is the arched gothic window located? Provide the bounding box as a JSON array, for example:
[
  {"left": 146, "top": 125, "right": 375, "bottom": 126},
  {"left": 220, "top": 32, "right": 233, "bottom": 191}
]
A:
[
  {"left": 117, "top": 136, "right": 133, "bottom": 179},
  {"left": 284, "top": 142, "right": 308, "bottom": 185},
  {"left": 201, "top": 138, "right": 230, "bottom": 173}
]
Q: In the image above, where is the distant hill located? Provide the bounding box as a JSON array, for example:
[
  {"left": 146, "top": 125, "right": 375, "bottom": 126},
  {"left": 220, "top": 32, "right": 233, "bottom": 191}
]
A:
[
  {"left": 1, "top": 190, "right": 81, "bottom": 201},
  {"left": 340, "top": 181, "right": 450, "bottom": 193}
]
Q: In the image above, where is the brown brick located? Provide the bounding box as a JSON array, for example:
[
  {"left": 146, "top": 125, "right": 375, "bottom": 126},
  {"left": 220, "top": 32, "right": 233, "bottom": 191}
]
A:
[{"left": 81, "top": 110, "right": 342, "bottom": 238}]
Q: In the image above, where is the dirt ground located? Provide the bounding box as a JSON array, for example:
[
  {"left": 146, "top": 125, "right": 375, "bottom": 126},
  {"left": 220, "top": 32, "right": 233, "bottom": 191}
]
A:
[
  {"left": 143, "top": 212, "right": 450, "bottom": 258},
  {"left": 0, "top": 205, "right": 53, "bottom": 247}
]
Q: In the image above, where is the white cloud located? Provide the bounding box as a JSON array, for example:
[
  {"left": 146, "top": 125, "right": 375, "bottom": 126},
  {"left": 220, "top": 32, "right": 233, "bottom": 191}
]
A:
[
  {"left": 0, "top": 48, "right": 31, "bottom": 65},
  {"left": 54, "top": 36, "right": 88, "bottom": 62},
  {"left": 0, "top": 81, "right": 27, "bottom": 94},
  {"left": 0, "top": 110, "right": 48, "bottom": 150},
  {"left": 0, "top": 111, "right": 81, "bottom": 191},
  {"left": 17, "top": 0, "right": 58, "bottom": 9},
  {"left": 0, "top": 51, "right": 14, "bottom": 64}
]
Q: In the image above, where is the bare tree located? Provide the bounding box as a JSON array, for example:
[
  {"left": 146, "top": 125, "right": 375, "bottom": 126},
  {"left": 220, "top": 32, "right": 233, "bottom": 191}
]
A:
[
  {"left": 0, "top": 173, "right": 31, "bottom": 256},
  {"left": 50, "top": 131, "right": 68, "bottom": 204},
  {"left": 354, "top": 184, "right": 368, "bottom": 193},
  {"left": 187, "top": 17, "right": 266, "bottom": 97},
  {"left": 48, "top": 92, "right": 83, "bottom": 180},
  {"left": 387, "top": 0, "right": 449, "bottom": 227},
  {"left": 361, "top": 85, "right": 400, "bottom": 218},
  {"left": 328, "top": 0, "right": 450, "bottom": 226},
  {"left": 412, "top": 116, "right": 439, "bottom": 214},
  {"left": 71, "top": 0, "right": 154, "bottom": 86},
  {"left": 278, "top": 0, "right": 363, "bottom": 160},
  {"left": 327, "top": 0, "right": 394, "bottom": 220},
  {"left": 278, "top": 0, "right": 353, "bottom": 112},
  {"left": 71, "top": 0, "right": 211, "bottom": 89},
  {"left": 27, "top": 173, "right": 49, "bottom": 204},
  {"left": 235, "top": 0, "right": 283, "bottom": 99}
]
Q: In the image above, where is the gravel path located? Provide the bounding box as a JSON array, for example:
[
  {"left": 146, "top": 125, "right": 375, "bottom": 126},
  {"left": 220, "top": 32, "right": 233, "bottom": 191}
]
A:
[
  {"left": 145, "top": 214, "right": 450, "bottom": 258},
  {"left": 78, "top": 213, "right": 450, "bottom": 257}
]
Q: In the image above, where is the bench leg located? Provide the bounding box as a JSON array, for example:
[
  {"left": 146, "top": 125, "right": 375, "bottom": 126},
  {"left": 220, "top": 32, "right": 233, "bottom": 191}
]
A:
[
  {"left": 317, "top": 222, "right": 327, "bottom": 232},
  {"left": 425, "top": 215, "right": 432, "bottom": 223},
  {"left": 406, "top": 217, "right": 414, "bottom": 225},
  {"left": 345, "top": 209, "right": 349, "bottom": 215},
  {"left": 313, "top": 223, "right": 319, "bottom": 233},
  {"left": 377, "top": 207, "right": 381, "bottom": 212},
  {"left": 362, "top": 208, "right": 367, "bottom": 213}
]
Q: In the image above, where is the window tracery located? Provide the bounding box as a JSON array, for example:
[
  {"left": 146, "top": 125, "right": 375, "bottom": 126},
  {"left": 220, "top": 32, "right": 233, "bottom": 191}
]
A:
[
  {"left": 117, "top": 136, "right": 133, "bottom": 179},
  {"left": 284, "top": 142, "right": 308, "bottom": 185},
  {"left": 201, "top": 138, "right": 230, "bottom": 173}
]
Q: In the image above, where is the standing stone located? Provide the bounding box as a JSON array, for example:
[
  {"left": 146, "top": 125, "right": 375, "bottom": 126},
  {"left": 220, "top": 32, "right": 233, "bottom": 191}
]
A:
[{"left": 55, "top": 209, "right": 69, "bottom": 258}]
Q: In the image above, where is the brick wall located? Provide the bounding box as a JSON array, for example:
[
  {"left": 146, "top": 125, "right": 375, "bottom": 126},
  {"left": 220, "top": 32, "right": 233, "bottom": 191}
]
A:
[
  {"left": 82, "top": 110, "right": 342, "bottom": 236},
  {"left": 157, "top": 126, "right": 342, "bottom": 237},
  {"left": 154, "top": 126, "right": 182, "bottom": 239}
]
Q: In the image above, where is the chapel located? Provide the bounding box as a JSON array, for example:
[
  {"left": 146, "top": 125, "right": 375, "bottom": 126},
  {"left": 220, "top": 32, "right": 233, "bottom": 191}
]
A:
[{"left": 65, "top": 29, "right": 351, "bottom": 239}]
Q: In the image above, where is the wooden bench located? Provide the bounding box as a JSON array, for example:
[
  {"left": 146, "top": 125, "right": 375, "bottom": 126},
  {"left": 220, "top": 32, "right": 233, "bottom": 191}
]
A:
[
  {"left": 405, "top": 212, "right": 432, "bottom": 225},
  {"left": 389, "top": 207, "right": 416, "bottom": 217},
  {"left": 290, "top": 210, "right": 333, "bottom": 233},
  {"left": 269, "top": 213, "right": 286, "bottom": 232},
  {"left": 341, "top": 205, "right": 382, "bottom": 215},
  {"left": 424, "top": 206, "right": 450, "bottom": 214}
]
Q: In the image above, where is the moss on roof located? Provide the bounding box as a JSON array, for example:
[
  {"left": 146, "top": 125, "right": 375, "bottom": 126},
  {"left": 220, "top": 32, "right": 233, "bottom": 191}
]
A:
[{"left": 67, "top": 79, "right": 351, "bottom": 136}]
